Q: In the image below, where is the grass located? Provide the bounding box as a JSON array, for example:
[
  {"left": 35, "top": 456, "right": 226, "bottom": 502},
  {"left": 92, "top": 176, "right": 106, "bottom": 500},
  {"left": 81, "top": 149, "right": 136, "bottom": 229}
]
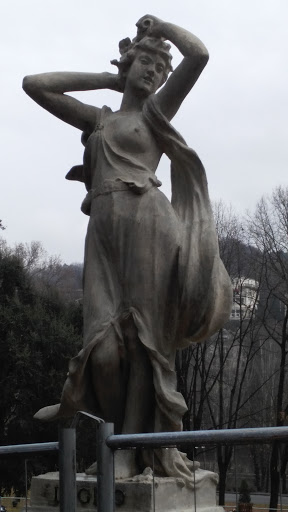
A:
[
  {"left": 0, "top": 497, "right": 29, "bottom": 512},
  {"left": 224, "top": 503, "right": 288, "bottom": 512}
]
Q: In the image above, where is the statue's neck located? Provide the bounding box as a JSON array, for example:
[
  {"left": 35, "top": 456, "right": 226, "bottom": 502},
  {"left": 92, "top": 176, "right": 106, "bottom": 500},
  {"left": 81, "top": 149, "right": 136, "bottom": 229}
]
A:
[{"left": 120, "top": 87, "right": 146, "bottom": 113}]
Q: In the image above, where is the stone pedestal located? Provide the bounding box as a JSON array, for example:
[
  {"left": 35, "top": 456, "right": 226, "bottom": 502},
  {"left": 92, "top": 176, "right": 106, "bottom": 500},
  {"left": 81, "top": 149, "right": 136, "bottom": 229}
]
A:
[{"left": 29, "top": 470, "right": 224, "bottom": 512}]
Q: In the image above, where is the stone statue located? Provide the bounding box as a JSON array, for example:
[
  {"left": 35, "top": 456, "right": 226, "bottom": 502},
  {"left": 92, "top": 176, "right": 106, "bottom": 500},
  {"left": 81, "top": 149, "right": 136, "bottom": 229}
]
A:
[{"left": 23, "top": 15, "right": 232, "bottom": 487}]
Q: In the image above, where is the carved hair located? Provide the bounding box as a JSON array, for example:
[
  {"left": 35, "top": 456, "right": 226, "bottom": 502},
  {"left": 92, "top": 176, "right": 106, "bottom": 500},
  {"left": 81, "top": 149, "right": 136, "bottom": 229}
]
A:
[{"left": 111, "top": 36, "right": 173, "bottom": 87}]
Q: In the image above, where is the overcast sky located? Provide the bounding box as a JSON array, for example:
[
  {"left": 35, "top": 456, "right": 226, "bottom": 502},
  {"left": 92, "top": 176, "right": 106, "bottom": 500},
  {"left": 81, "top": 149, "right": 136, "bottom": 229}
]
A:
[{"left": 1, "top": 0, "right": 287, "bottom": 263}]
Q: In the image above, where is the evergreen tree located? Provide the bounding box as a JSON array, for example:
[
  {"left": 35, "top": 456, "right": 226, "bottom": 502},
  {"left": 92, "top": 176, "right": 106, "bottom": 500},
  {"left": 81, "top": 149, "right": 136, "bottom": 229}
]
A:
[
  {"left": 239, "top": 479, "right": 251, "bottom": 504},
  {"left": 0, "top": 241, "right": 82, "bottom": 494}
]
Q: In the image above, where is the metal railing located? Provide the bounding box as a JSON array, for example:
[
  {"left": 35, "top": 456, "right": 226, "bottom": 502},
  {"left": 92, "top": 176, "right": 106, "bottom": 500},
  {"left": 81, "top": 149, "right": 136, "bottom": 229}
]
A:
[
  {"left": 98, "top": 425, "right": 288, "bottom": 512},
  {"left": 2, "top": 425, "right": 288, "bottom": 511},
  {"left": 0, "top": 428, "right": 75, "bottom": 512},
  {"left": 107, "top": 426, "right": 288, "bottom": 448}
]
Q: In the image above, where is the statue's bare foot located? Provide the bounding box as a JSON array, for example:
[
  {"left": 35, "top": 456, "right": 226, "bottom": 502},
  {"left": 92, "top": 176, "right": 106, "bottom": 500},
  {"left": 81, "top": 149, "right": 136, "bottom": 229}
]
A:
[
  {"left": 85, "top": 461, "right": 97, "bottom": 475},
  {"left": 86, "top": 450, "right": 139, "bottom": 479},
  {"left": 34, "top": 404, "right": 61, "bottom": 422}
]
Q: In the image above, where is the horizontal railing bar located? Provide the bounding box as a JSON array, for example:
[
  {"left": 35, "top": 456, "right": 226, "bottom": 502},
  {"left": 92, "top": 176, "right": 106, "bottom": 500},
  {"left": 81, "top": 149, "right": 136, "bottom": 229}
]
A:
[
  {"left": 0, "top": 442, "right": 59, "bottom": 456},
  {"left": 107, "top": 427, "right": 288, "bottom": 449}
]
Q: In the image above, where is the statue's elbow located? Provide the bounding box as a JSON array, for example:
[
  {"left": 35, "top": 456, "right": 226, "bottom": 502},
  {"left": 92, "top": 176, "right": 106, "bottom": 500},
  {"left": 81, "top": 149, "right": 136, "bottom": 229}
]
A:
[
  {"left": 22, "top": 75, "right": 30, "bottom": 92},
  {"left": 22, "top": 75, "right": 39, "bottom": 97},
  {"left": 201, "top": 49, "right": 209, "bottom": 67}
]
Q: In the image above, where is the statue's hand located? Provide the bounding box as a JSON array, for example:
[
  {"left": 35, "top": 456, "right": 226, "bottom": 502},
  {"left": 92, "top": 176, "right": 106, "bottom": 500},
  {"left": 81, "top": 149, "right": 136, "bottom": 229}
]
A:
[{"left": 136, "top": 15, "right": 165, "bottom": 40}]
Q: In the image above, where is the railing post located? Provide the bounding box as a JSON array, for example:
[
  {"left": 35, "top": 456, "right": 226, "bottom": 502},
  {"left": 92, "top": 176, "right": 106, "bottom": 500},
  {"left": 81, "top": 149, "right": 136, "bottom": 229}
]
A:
[
  {"left": 97, "top": 422, "right": 115, "bottom": 512},
  {"left": 25, "top": 459, "right": 28, "bottom": 512},
  {"left": 59, "top": 427, "right": 76, "bottom": 512}
]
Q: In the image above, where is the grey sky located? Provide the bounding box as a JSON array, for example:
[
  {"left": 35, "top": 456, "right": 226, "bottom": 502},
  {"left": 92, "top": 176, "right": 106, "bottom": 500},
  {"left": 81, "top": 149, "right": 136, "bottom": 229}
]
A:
[{"left": 1, "top": 0, "right": 287, "bottom": 263}]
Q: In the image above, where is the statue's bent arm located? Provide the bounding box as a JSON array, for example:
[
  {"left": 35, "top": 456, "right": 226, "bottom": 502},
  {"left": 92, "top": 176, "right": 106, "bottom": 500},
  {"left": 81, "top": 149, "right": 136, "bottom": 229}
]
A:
[
  {"left": 22, "top": 71, "right": 121, "bottom": 132},
  {"left": 147, "top": 17, "right": 209, "bottom": 121}
]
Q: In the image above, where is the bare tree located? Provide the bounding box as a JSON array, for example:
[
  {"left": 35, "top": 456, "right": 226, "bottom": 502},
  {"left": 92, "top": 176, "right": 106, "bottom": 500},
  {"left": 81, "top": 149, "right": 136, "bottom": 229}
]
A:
[
  {"left": 177, "top": 201, "right": 273, "bottom": 504},
  {"left": 248, "top": 186, "right": 288, "bottom": 512}
]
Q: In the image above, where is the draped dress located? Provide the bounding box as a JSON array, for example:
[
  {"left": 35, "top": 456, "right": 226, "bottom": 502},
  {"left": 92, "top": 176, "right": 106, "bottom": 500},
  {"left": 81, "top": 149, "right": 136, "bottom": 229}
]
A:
[{"left": 36, "top": 94, "right": 232, "bottom": 484}]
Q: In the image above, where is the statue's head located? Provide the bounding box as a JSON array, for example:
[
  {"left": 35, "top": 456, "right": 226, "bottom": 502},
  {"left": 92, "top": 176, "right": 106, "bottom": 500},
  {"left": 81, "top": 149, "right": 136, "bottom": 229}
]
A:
[{"left": 111, "top": 36, "right": 173, "bottom": 91}]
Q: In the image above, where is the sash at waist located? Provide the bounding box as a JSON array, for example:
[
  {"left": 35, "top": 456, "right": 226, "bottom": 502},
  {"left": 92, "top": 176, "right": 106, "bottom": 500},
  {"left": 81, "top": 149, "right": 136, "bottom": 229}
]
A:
[{"left": 81, "top": 177, "right": 161, "bottom": 215}]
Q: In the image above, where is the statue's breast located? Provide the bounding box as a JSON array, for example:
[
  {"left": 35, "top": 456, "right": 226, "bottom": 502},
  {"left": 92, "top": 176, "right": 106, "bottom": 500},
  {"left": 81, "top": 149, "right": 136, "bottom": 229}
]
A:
[{"left": 104, "top": 111, "right": 160, "bottom": 158}]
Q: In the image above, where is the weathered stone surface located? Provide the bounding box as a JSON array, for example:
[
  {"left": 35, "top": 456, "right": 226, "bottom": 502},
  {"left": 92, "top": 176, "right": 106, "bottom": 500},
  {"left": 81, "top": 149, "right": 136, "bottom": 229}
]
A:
[
  {"left": 29, "top": 471, "right": 224, "bottom": 512},
  {"left": 23, "top": 14, "right": 232, "bottom": 493}
]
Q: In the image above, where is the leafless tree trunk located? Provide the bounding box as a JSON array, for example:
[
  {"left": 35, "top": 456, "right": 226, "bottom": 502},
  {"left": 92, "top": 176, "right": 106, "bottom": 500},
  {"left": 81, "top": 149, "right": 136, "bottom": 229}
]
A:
[
  {"left": 248, "top": 186, "right": 288, "bottom": 512},
  {"left": 177, "top": 201, "right": 276, "bottom": 505}
]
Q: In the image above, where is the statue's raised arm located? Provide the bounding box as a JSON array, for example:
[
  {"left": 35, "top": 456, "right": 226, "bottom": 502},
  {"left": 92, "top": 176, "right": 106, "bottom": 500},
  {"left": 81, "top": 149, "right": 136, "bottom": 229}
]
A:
[
  {"left": 135, "top": 15, "right": 209, "bottom": 120},
  {"left": 22, "top": 70, "right": 123, "bottom": 132},
  {"left": 22, "top": 16, "right": 208, "bottom": 130}
]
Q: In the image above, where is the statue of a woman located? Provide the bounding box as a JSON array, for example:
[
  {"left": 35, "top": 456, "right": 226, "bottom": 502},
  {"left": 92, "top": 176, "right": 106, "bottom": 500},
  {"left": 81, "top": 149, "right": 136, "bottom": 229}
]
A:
[{"left": 23, "top": 15, "right": 231, "bottom": 485}]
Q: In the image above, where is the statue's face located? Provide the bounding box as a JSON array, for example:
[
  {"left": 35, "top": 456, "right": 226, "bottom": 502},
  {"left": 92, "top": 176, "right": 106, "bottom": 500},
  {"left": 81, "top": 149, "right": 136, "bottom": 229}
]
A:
[{"left": 125, "top": 50, "right": 166, "bottom": 96}]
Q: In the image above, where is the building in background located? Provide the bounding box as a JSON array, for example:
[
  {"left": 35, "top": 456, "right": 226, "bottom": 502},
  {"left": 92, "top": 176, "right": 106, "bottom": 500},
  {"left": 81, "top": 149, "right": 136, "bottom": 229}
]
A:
[{"left": 230, "top": 277, "right": 259, "bottom": 320}]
